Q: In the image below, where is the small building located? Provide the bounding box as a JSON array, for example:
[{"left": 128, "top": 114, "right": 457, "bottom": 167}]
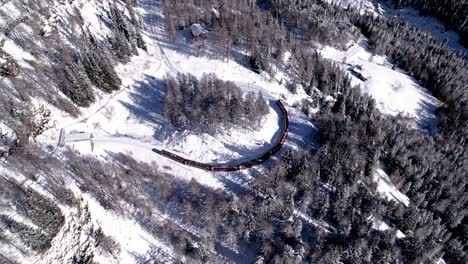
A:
[
  {"left": 349, "top": 64, "right": 371, "bottom": 81},
  {"left": 190, "top": 23, "right": 207, "bottom": 38}
]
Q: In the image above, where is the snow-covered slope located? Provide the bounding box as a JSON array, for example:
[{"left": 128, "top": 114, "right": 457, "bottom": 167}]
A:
[{"left": 379, "top": 1, "right": 468, "bottom": 55}]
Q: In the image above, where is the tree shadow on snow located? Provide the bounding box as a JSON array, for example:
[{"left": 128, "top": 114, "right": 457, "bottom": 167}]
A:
[
  {"left": 287, "top": 121, "right": 319, "bottom": 150},
  {"left": 119, "top": 75, "right": 172, "bottom": 141},
  {"left": 285, "top": 107, "right": 319, "bottom": 151},
  {"left": 215, "top": 150, "right": 286, "bottom": 194},
  {"left": 212, "top": 100, "right": 285, "bottom": 165},
  {"left": 415, "top": 92, "right": 439, "bottom": 134}
]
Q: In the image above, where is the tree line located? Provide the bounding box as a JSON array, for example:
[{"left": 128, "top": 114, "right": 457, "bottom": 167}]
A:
[{"left": 56, "top": 1, "right": 146, "bottom": 107}]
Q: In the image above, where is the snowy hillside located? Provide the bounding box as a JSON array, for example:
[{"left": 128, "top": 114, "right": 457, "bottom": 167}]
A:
[
  {"left": 0, "top": 0, "right": 466, "bottom": 263},
  {"left": 379, "top": 1, "right": 468, "bottom": 55}
]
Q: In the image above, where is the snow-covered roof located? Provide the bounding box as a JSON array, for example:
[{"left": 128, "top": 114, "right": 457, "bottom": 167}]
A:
[
  {"left": 350, "top": 64, "right": 371, "bottom": 79},
  {"left": 190, "top": 23, "right": 207, "bottom": 37}
]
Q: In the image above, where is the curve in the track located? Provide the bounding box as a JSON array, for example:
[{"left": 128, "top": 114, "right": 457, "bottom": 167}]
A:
[{"left": 156, "top": 100, "right": 289, "bottom": 172}]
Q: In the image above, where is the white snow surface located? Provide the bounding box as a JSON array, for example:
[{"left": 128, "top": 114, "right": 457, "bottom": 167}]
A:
[
  {"left": 327, "top": 0, "right": 468, "bottom": 55},
  {"left": 373, "top": 168, "right": 410, "bottom": 206},
  {"left": 371, "top": 217, "right": 406, "bottom": 238},
  {"left": 324, "top": 0, "right": 381, "bottom": 15}
]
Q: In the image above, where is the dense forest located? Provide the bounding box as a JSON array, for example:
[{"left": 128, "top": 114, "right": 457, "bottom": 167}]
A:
[
  {"left": 388, "top": 0, "right": 468, "bottom": 47},
  {"left": 163, "top": 73, "right": 269, "bottom": 134}
]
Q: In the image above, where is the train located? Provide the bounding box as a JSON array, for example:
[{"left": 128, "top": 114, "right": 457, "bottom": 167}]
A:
[{"left": 160, "top": 100, "right": 290, "bottom": 172}]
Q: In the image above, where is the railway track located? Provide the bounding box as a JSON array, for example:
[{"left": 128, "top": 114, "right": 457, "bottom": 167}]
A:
[{"left": 157, "top": 100, "right": 289, "bottom": 172}]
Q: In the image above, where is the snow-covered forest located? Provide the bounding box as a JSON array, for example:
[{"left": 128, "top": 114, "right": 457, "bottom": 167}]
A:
[
  {"left": 0, "top": 0, "right": 466, "bottom": 263},
  {"left": 163, "top": 73, "right": 269, "bottom": 134}
]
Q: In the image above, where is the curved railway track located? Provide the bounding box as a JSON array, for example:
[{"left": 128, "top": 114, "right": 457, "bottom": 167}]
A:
[{"left": 158, "top": 100, "right": 289, "bottom": 172}]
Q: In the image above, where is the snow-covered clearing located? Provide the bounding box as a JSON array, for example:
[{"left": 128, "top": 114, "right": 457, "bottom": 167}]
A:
[
  {"left": 373, "top": 168, "right": 409, "bottom": 206},
  {"left": 320, "top": 41, "right": 441, "bottom": 131}
]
